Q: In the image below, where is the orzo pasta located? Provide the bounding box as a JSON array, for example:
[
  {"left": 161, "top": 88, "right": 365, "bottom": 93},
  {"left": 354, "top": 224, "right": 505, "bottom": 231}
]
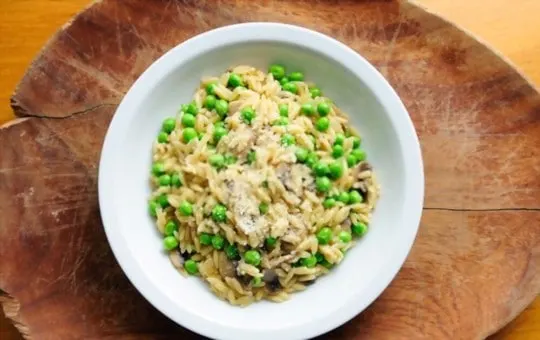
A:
[{"left": 148, "top": 64, "right": 379, "bottom": 306}]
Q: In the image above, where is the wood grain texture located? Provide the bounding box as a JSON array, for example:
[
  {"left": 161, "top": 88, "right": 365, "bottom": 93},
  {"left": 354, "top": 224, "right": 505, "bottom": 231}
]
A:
[{"left": 0, "top": 0, "right": 539, "bottom": 339}]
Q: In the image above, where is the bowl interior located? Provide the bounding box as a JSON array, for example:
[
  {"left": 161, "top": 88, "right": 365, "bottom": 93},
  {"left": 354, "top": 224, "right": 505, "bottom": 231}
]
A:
[{"left": 102, "top": 28, "right": 420, "bottom": 340}]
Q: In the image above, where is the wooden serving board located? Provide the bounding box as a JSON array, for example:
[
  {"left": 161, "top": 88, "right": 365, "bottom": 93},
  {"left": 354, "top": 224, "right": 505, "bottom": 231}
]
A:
[{"left": 1, "top": 0, "right": 539, "bottom": 338}]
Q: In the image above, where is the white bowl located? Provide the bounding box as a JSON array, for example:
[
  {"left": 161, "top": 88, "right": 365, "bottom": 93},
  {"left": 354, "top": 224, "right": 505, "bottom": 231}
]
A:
[{"left": 99, "top": 23, "right": 424, "bottom": 340}]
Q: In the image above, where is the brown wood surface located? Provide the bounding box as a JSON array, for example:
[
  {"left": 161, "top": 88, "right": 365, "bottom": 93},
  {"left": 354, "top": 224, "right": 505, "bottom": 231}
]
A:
[{"left": 1, "top": 0, "right": 539, "bottom": 339}]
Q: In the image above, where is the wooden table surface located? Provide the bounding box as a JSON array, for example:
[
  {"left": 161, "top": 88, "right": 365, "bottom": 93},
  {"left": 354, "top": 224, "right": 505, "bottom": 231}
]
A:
[{"left": 0, "top": 0, "right": 538, "bottom": 339}]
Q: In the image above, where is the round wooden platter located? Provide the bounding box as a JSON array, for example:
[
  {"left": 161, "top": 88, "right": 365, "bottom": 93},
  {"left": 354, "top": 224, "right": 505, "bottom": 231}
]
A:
[{"left": 1, "top": 0, "right": 539, "bottom": 338}]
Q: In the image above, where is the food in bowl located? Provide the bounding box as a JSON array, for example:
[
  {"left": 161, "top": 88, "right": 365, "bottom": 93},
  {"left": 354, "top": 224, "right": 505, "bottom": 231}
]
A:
[{"left": 148, "top": 64, "right": 379, "bottom": 305}]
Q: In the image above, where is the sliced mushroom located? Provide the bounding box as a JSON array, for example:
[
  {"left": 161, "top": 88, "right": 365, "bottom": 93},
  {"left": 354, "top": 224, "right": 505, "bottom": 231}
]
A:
[
  {"left": 358, "top": 161, "right": 372, "bottom": 172},
  {"left": 352, "top": 181, "right": 368, "bottom": 195},
  {"left": 263, "top": 269, "right": 281, "bottom": 292},
  {"left": 276, "top": 164, "right": 293, "bottom": 191},
  {"left": 280, "top": 240, "right": 297, "bottom": 253},
  {"left": 218, "top": 253, "right": 237, "bottom": 278}
]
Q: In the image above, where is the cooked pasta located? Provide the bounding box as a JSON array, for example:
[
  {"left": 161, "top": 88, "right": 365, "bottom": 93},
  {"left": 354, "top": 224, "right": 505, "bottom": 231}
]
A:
[{"left": 148, "top": 65, "right": 379, "bottom": 306}]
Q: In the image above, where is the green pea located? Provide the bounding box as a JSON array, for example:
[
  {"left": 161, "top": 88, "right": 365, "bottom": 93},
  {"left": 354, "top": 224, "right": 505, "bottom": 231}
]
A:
[
  {"left": 224, "top": 154, "right": 237, "bottom": 165},
  {"left": 295, "top": 148, "right": 309, "bottom": 163},
  {"left": 259, "top": 203, "right": 269, "bottom": 214},
  {"left": 241, "top": 106, "right": 255, "bottom": 124},
  {"left": 279, "top": 77, "right": 289, "bottom": 86},
  {"left": 317, "top": 102, "right": 331, "bottom": 116},
  {"left": 313, "top": 162, "right": 329, "bottom": 177},
  {"left": 305, "top": 152, "right": 319, "bottom": 168},
  {"left": 334, "top": 134, "right": 345, "bottom": 145},
  {"left": 315, "top": 117, "right": 330, "bottom": 132},
  {"left": 310, "top": 87, "right": 322, "bottom": 98},
  {"left": 228, "top": 73, "right": 243, "bottom": 88},
  {"left": 247, "top": 150, "right": 256, "bottom": 165},
  {"left": 244, "top": 250, "right": 261, "bottom": 266},
  {"left": 186, "top": 102, "right": 198, "bottom": 116},
  {"left": 349, "top": 190, "right": 363, "bottom": 204},
  {"left": 204, "top": 94, "right": 217, "bottom": 110},
  {"left": 315, "top": 252, "right": 325, "bottom": 263},
  {"left": 338, "top": 231, "right": 352, "bottom": 243},
  {"left": 211, "top": 234, "right": 225, "bottom": 250},
  {"left": 265, "top": 237, "right": 277, "bottom": 248},
  {"left": 289, "top": 71, "right": 304, "bottom": 81},
  {"left": 279, "top": 104, "right": 289, "bottom": 117},
  {"left": 329, "top": 162, "right": 343, "bottom": 180},
  {"left": 157, "top": 131, "right": 168, "bottom": 143},
  {"left": 352, "top": 222, "right": 368, "bottom": 236},
  {"left": 171, "top": 173, "right": 182, "bottom": 187},
  {"left": 332, "top": 144, "right": 344, "bottom": 158},
  {"left": 206, "top": 82, "right": 217, "bottom": 95},
  {"left": 337, "top": 192, "right": 350, "bottom": 204},
  {"left": 262, "top": 180, "right": 269, "bottom": 188},
  {"left": 346, "top": 154, "right": 357, "bottom": 167},
  {"left": 149, "top": 200, "right": 159, "bottom": 217},
  {"left": 251, "top": 276, "right": 263, "bottom": 287},
  {"left": 352, "top": 136, "right": 361, "bottom": 148},
  {"left": 273, "top": 116, "right": 288, "bottom": 126},
  {"left": 351, "top": 149, "right": 366, "bottom": 162},
  {"left": 316, "top": 227, "right": 333, "bottom": 245},
  {"left": 163, "top": 236, "right": 178, "bottom": 250},
  {"left": 323, "top": 197, "right": 336, "bottom": 208},
  {"left": 184, "top": 259, "right": 198, "bottom": 275},
  {"left": 225, "top": 243, "right": 239, "bottom": 260},
  {"left": 181, "top": 103, "right": 189, "bottom": 113},
  {"left": 281, "top": 133, "right": 296, "bottom": 146},
  {"left": 301, "top": 255, "right": 318, "bottom": 268},
  {"left": 209, "top": 154, "right": 225, "bottom": 168},
  {"left": 214, "top": 121, "right": 225, "bottom": 129},
  {"left": 199, "top": 232, "right": 212, "bottom": 245},
  {"left": 178, "top": 200, "right": 193, "bottom": 216},
  {"left": 282, "top": 82, "right": 298, "bottom": 94},
  {"left": 212, "top": 204, "right": 227, "bottom": 223},
  {"left": 269, "top": 64, "right": 286, "bottom": 80},
  {"left": 213, "top": 126, "right": 228, "bottom": 143},
  {"left": 215, "top": 99, "right": 229, "bottom": 117},
  {"left": 301, "top": 103, "right": 315, "bottom": 116},
  {"left": 182, "top": 114, "right": 196, "bottom": 128},
  {"left": 158, "top": 174, "right": 171, "bottom": 186},
  {"left": 165, "top": 220, "right": 178, "bottom": 236},
  {"left": 182, "top": 127, "right": 198, "bottom": 143},
  {"left": 162, "top": 118, "right": 176, "bottom": 134},
  {"left": 152, "top": 162, "right": 165, "bottom": 176},
  {"left": 157, "top": 194, "right": 169, "bottom": 208},
  {"left": 316, "top": 176, "right": 331, "bottom": 193}
]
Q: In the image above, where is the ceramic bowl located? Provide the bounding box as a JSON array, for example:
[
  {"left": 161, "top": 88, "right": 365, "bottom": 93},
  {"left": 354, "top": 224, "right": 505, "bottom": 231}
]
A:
[{"left": 98, "top": 22, "right": 424, "bottom": 340}]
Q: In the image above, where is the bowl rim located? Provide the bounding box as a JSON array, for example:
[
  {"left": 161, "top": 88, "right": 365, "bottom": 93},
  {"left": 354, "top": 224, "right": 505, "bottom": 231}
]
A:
[{"left": 98, "top": 22, "right": 424, "bottom": 340}]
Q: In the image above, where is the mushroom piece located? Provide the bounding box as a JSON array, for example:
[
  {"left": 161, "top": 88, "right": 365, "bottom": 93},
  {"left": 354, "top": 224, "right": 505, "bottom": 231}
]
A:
[
  {"left": 276, "top": 164, "right": 294, "bottom": 192},
  {"left": 358, "top": 161, "right": 372, "bottom": 172},
  {"left": 218, "top": 253, "right": 237, "bottom": 278},
  {"left": 262, "top": 269, "right": 281, "bottom": 292}
]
